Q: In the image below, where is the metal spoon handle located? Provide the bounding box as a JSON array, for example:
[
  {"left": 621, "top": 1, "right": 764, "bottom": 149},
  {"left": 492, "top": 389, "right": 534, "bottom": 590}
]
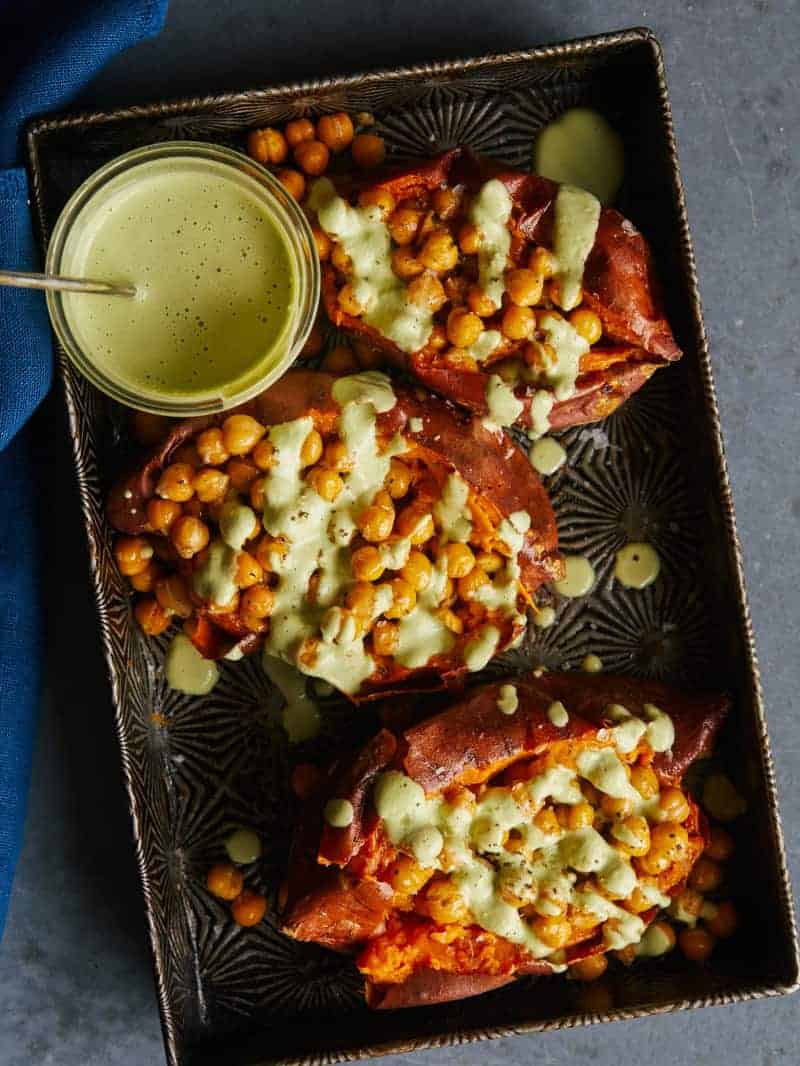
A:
[{"left": 0, "top": 269, "right": 136, "bottom": 297}]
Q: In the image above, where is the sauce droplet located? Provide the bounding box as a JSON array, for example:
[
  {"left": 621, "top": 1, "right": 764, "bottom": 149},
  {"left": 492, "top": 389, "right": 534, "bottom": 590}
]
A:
[
  {"left": 529, "top": 436, "right": 567, "bottom": 476},
  {"left": 225, "top": 827, "right": 262, "bottom": 865},
  {"left": 533, "top": 605, "right": 556, "bottom": 628},
  {"left": 582, "top": 653, "right": 603, "bottom": 673},
  {"left": 614, "top": 542, "right": 661, "bottom": 590},
  {"left": 554, "top": 556, "right": 596, "bottom": 598},
  {"left": 324, "top": 798, "right": 355, "bottom": 828},
  {"left": 533, "top": 107, "right": 625, "bottom": 205}
]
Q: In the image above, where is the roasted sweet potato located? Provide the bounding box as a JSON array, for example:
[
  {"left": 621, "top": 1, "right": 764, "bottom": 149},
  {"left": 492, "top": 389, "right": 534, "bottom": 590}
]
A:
[
  {"left": 281, "top": 671, "right": 729, "bottom": 1008},
  {"left": 312, "top": 148, "right": 681, "bottom": 434},
  {"left": 108, "top": 370, "right": 561, "bottom": 697}
]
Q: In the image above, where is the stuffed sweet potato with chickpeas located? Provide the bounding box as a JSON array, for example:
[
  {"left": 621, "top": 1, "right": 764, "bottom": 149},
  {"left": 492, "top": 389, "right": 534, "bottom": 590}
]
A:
[
  {"left": 281, "top": 672, "right": 729, "bottom": 1008},
  {"left": 108, "top": 369, "right": 561, "bottom": 697},
  {"left": 310, "top": 147, "right": 680, "bottom": 434}
]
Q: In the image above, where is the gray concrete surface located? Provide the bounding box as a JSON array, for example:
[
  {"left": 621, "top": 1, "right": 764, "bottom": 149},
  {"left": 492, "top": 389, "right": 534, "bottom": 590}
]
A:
[{"left": 2, "top": 1, "right": 798, "bottom": 1063}]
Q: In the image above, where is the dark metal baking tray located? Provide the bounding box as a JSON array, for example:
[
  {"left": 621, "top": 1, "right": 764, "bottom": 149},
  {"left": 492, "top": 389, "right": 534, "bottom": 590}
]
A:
[{"left": 25, "top": 26, "right": 798, "bottom": 1066}]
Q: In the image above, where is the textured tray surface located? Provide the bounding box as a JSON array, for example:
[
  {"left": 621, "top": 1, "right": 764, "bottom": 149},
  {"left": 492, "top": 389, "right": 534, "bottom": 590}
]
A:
[{"left": 26, "top": 28, "right": 798, "bottom": 1066}]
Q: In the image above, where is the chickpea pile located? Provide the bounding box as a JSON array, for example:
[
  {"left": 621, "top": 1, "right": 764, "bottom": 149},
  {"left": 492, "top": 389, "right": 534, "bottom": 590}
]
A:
[{"left": 115, "top": 409, "right": 522, "bottom": 664}]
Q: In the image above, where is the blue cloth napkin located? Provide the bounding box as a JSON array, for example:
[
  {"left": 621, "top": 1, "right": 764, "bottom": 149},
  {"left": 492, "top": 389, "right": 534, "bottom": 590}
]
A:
[{"left": 0, "top": 0, "right": 169, "bottom": 939}]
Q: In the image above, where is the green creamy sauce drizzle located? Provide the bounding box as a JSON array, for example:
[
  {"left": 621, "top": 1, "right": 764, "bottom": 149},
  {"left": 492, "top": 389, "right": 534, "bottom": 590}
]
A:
[
  {"left": 61, "top": 157, "right": 297, "bottom": 399},
  {"left": 533, "top": 107, "right": 625, "bottom": 205}
]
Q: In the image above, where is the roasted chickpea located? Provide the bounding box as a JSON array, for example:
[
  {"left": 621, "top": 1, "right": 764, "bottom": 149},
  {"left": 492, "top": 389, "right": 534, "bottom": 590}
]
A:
[
  {"left": 351, "top": 544, "right": 385, "bottom": 582},
  {"left": 689, "top": 857, "right": 723, "bottom": 894},
  {"left": 389, "top": 854, "right": 434, "bottom": 895},
  {"left": 330, "top": 242, "right": 353, "bottom": 274},
  {"left": 294, "top": 139, "right": 330, "bottom": 176},
  {"left": 388, "top": 205, "right": 423, "bottom": 246},
  {"left": 381, "top": 459, "right": 410, "bottom": 500},
  {"left": 446, "top": 308, "right": 483, "bottom": 348},
  {"left": 358, "top": 187, "right": 395, "bottom": 217},
  {"left": 401, "top": 550, "right": 432, "bottom": 592},
  {"left": 345, "top": 582, "right": 375, "bottom": 618},
  {"left": 436, "top": 607, "right": 463, "bottom": 634},
  {"left": 565, "top": 801, "right": 595, "bottom": 831},
  {"left": 297, "top": 429, "right": 322, "bottom": 468},
  {"left": 317, "top": 111, "right": 354, "bottom": 152},
  {"left": 428, "top": 323, "right": 448, "bottom": 350},
  {"left": 406, "top": 272, "right": 447, "bottom": 312},
  {"left": 395, "top": 507, "right": 435, "bottom": 545},
  {"left": 569, "top": 953, "right": 608, "bottom": 982},
  {"left": 569, "top": 308, "right": 603, "bottom": 345},
  {"left": 458, "top": 222, "right": 482, "bottom": 255},
  {"left": 249, "top": 476, "right": 266, "bottom": 512},
  {"left": 431, "top": 186, "right": 460, "bottom": 220},
  {"left": 612, "top": 814, "right": 651, "bottom": 857},
  {"left": 322, "top": 344, "right": 359, "bottom": 374},
  {"left": 196, "top": 427, "right": 229, "bottom": 466},
  {"left": 226, "top": 458, "right": 259, "bottom": 493},
  {"left": 222, "top": 414, "right": 265, "bottom": 457},
  {"left": 640, "top": 821, "right": 690, "bottom": 875},
  {"left": 284, "top": 118, "right": 315, "bottom": 147},
  {"left": 246, "top": 127, "right": 288, "bottom": 165},
  {"left": 307, "top": 465, "right": 343, "bottom": 502},
  {"left": 253, "top": 534, "right": 288, "bottom": 571},
  {"left": 311, "top": 225, "right": 332, "bottom": 261},
  {"left": 532, "top": 914, "right": 572, "bottom": 950},
  {"left": 156, "top": 463, "right": 195, "bottom": 503},
  {"left": 337, "top": 283, "right": 365, "bottom": 316},
  {"left": 679, "top": 926, "right": 715, "bottom": 963},
  {"left": 658, "top": 787, "right": 691, "bottom": 823},
  {"left": 234, "top": 551, "right": 263, "bottom": 590},
  {"left": 601, "top": 795, "right": 633, "bottom": 821},
  {"left": 130, "top": 560, "right": 163, "bottom": 593},
  {"left": 705, "top": 900, "right": 738, "bottom": 939},
  {"left": 134, "top": 597, "right": 172, "bottom": 636},
  {"left": 418, "top": 230, "right": 459, "bottom": 273},
  {"left": 630, "top": 764, "right": 660, "bottom": 800},
  {"left": 145, "top": 498, "right": 182, "bottom": 536},
  {"left": 528, "top": 245, "right": 557, "bottom": 278},
  {"left": 319, "top": 439, "right": 352, "bottom": 473},
  {"left": 207, "top": 863, "right": 244, "bottom": 901},
  {"left": 466, "top": 285, "right": 497, "bottom": 317},
  {"left": 441, "top": 542, "right": 475, "bottom": 579},
  {"left": 357, "top": 503, "right": 395, "bottom": 543},
  {"left": 155, "top": 574, "right": 193, "bottom": 618},
  {"left": 115, "top": 535, "right": 154, "bottom": 577},
  {"left": 241, "top": 584, "right": 275, "bottom": 619},
  {"left": 351, "top": 132, "right": 386, "bottom": 169},
  {"left": 418, "top": 878, "right": 471, "bottom": 924},
  {"left": 275, "top": 167, "right": 305, "bottom": 200},
  {"left": 231, "top": 890, "right": 267, "bottom": 927},
  {"left": 193, "top": 467, "right": 230, "bottom": 504},
  {"left": 706, "top": 826, "right": 735, "bottom": 862},
  {"left": 476, "top": 551, "right": 504, "bottom": 574},
  {"left": 506, "top": 267, "right": 544, "bottom": 307},
  {"left": 372, "top": 619, "right": 400, "bottom": 657},
  {"left": 501, "top": 304, "right": 536, "bottom": 341},
  {"left": 456, "top": 567, "right": 489, "bottom": 601},
  {"left": 533, "top": 807, "right": 561, "bottom": 836},
  {"left": 391, "top": 246, "right": 424, "bottom": 279},
  {"left": 170, "top": 516, "right": 210, "bottom": 560},
  {"left": 384, "top": 577, "right": 416, "bottom": 618}
]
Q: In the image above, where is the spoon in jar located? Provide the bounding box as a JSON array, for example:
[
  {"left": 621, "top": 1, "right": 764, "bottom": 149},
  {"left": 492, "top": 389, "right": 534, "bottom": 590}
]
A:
[{"left": 0, "top": 268, "right": 136, "bottom": 297}]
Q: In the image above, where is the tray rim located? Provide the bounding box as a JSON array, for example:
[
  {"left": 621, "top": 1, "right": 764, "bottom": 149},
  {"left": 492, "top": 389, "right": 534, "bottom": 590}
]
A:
[{"left": 24, "top": 24, "right": 800, "bottom": 1066}]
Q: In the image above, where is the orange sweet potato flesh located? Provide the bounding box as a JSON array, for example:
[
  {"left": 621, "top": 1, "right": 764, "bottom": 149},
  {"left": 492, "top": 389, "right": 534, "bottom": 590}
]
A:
[
  {"left": 321, "top": 148, "right": 681, "bottom": 431},
  {"left": 280, "top": 671, "right": 729, "bottom": 1008},
  {"left": 108, "top": 370, "right": 561, "bottom": 691}
]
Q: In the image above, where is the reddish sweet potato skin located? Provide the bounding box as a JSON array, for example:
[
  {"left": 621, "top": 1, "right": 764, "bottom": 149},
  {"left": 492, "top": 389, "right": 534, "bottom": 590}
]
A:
[{"left": 321, "top": 148, "right": 681, "bottom": 430}]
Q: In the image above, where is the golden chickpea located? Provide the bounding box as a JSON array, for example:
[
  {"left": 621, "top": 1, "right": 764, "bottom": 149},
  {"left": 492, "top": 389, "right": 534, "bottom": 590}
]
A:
[
  {"left": 466, "top": 285, "right": 497, "bottom": 318},
  {"left": 437, "top": 607, "right": 464, "bottom": 634},
  {"left": 569, "top": 308, "right": 603, "bottom": 345},
  {"left": 241, "top": 584, "right": 275, "bottom": 619},
  {"left": 389, "top": 854, "right": 434, "bottom": 895},
  {"left": 299, "top": 323, "right": 324, "bottom": 360},
  {"left": 170, "top": 516, "right": 210, "bottom": 560},
  {"left": 458, "top": 222, "right": 482, "bottom": 255},
  {"left": 275, "top": 167, "right": 305, "bottom": 201},
  {"left": 134, "top": 597, "right": 172, "bottom": 636},
  {"left": 222, "top": 414, "right": 265, "bottom": 457},
  {"left": 317, "top": 111, "right": 354, "bottom": 152},
  {"left": 285, "top": 118, "right": 315, "bottom": 147},
  {"left": 678, "top": 926, "right": 715, "bottom": 963},
  {"left": 321, "top": 345, "right": 359, "bottom": 375},
  {"left": 705, "top": 900, "right": 738, "bottom": 939},
  {"left": 146, "top": 498, "right": 182, "bottom": 536},
  {"left": 311, "top": 225, "right": 331, "bottom": 261},
  {"left": 388, "top": 205, "right": 423, "bottom": 246},
  {"left": 630, "top": 764, "right": 660, "bottom": 800},
  {"left": 501, "top": 304, "right": 536, "bottom": 341},
  {"left": 358, "top": 187, "right": 395, "bottom": 217},
  {"left": 395, "top": 507, "right": 435, "bottom": 545},
  {"left": 431, "top": 186, "right": 460, "bottom": 220},
  {"left": 601, "top": 795, "right": 633, "bottom": 821},
  {"left": 226, "top": 457, "right": 259, "bottom": 493},
  {"left": 418, "top": 230, "right": 459, "bottom": 273},
  {"left": 446, "top": 308, "right": 483, "bottom": 348},
  {"left": 358, "top": 503, "right": 395, "bottom": 543},
  {"left": 528, "top": 245, "right": 557, "bottom": 278},
  {"left": 532, "top": 914, "right": 572, "bottom": 950},
  {"left": 689, "top": 857, "right": 723, "bottom": 894},
  {"left": 476, "top": 551, "right": 504, "bottom": 574},
  {"left": 155, "top": 574, "right": 193, "bottom": 618},
  {"left": 249, "top": 476, "right": 266, "bottom": 512},
  {"left": 330, "top": 242, "right": 352, "bottom": 274},
  {"left": 706, "top": 826, "right": 735, "bottom": 862},
  {"left": 318, "top": 439, "right": 351, "bottom": 473},
  {"left": 299, "top": 429, "right": 323, "bottom": 467},
  {"left": 565, "top": 801, "right": 595, "bottom": 831},
  {"left": 612, "top": 814, "right": 651, "bottom": 857},
  {"left": 351, "top": 132, "right": 386, "bottom": 169},
  {"left": 207, "top": 863, "right": 244, "bottom": 901},
  {"left": 115, "top": 535, "right": 154, "bottom": 577},
  {"left": 307, "top": 465, "right": 343, "bottom": 502},
  {"left": 193, "top": 467, "right": 230, "bottom": 504},
  {"left": 294, "top": 139, "right": 330, "bottom": 176},
  {"left": 345, "top": 582, "right": 375, "bottom": 618},
  {"left": 428, "top": 323, "right": 448, "bottom": 350},
  {"left": 401, "top": 550, "right": 432, "bottom": 592},
  {"left": 626, "top": 885, "right": 656, "bottom": 914},
  {"left": 640, "top": 822, "right": 690, "bottom": 875},
  {"left": 232, "top": 550, "right": 262, "bottom": 590},
  {"left": 196, "top": 427, "right": 229, "bottom": 466},
  {"left": 441, "top": 542, "right": 475, "bottom": 579},
  {"left": 391, "top": 246, "right": 424, "bottom": 279},
  {"left": 533, "top": 807, "right": 561, "bottom": 836},
  {"left": 569, "top": 953, "right": 608, "bottom": 982},
  {"left": 506, "top": 267, "right": 544, "bottom": 307},
  {"left": 442, "top": 349, "right": 479, "bottom": 374},
  {"left": 382, "top": 459, "right": 411, "bottom": 500},
  {"left": 246, "top": 126, "right": 288, "bottom": 165},
  {"left": 156, "top": 463, "right": 195, "bottom": 503},
  {"left": 337, "top": 283, "right": 365, "bottom": 316},
  {"left": 372, "top": 619, "right": 400, "bottom": 657},
  {"left": 456, "top": 566, "right": 489, "bottom": 601},
  {"left": 130, "top": 560, "right": 163, "bottom": 593},
  {"left": 384, "top": 577, "right": 416, "bottom": 618},
  {"left": 253, "top": 534, "right": 288, "bottom": 571},
  {"left": 658, "top": 787, "right": 691, "bottom": 823},
  {"left": 406, "top": 272, "right": 447, "bottom": 312},
  {"left": 418, "top": 878, "right": 471, "bottom": 924},
  {"left": 351, "top": 544, "right": 385, "bottom": 582},
  {"left": 231, "top": 889, "right": 268, "bottom": 927}
]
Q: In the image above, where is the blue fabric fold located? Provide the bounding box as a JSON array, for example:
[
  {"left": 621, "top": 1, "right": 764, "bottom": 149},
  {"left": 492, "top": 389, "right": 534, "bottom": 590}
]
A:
[{"left": 0, "top": 0, "right": 169, "bottom": 939}]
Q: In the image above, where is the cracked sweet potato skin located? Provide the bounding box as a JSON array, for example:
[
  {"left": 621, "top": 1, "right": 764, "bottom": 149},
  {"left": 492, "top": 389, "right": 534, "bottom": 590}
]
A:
[
  {"left": 321, "top": 148, "right": 681, "bottom": 430},
  {"left": 281, "top": 671, "right": 729, "bottom": 1008}
]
